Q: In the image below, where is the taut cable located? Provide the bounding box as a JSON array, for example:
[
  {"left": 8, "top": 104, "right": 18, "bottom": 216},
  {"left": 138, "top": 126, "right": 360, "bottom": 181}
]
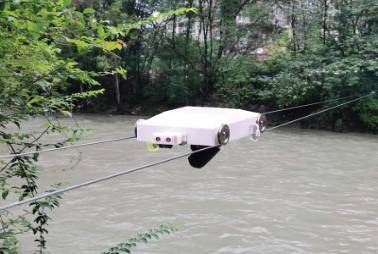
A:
[
  {"left": 266, "top": 92, "right": 375, "bottom": 131},
  {"left": 263, "top": 94, "right": 356, "bottom": 115},
  {"left": 0, "top": 136, "right": 136, "bottom": 160},
  {"left": 0, "top": 145, "right": 220, "bottom": 211}
]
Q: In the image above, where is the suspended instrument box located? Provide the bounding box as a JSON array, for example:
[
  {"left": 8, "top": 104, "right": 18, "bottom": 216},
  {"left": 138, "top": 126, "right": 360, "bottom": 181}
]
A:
[{"left": 136, "top": 106, "right": 264, "bottom": 147}]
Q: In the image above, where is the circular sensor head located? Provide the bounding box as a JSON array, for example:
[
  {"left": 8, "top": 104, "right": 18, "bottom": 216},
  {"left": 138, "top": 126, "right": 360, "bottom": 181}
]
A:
[
  {"left": 217, "top": 124, "right": 230, "bottom": 145},
  {"left": 258, "top": 114, "right": 267, "bottom": 133}
]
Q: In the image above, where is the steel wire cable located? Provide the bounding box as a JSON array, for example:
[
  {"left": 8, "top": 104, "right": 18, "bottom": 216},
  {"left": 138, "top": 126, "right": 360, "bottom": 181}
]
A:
[
  {"left": 0, "top": 145, "right": 220, "bottom": 211},
  {"left": 262, "top": 94, "right": 357, "bottom": 115},
  {"left": 0, "top": 92, "right": 375, "bottom": 211},
  {"left": 0, "top": 136, "right": 136, "bottom": 160},
  {"left": 266, "top": 92, "right": 375, "bottom": 132},
  {"left": 1, "top": 93, "right": 373, "bottom": 160}
]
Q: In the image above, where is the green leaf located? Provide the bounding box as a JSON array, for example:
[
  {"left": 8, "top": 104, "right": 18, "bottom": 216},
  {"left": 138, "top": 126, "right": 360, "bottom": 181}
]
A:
[
  {"left": 60, "top": 0, "right": 72, "bottom": 7},
  {"left": 83, "top": 8, "right": 95, "bottom": 14},
  {"left": 102, "top": 41, "right": 123, "bottom": 51},
  {"left": 67, "top": 39, "right": 89, "bottom": 52},
  {"left": 27, "top": 96, "right": 44, "bottom": 107},
  {"left": 74, "top": 11, "right": 85, "bottom": 28},
  {"left": 115, "top": 66, "right": 127, "bottom": 79},
  {"left": 97, "top": 25, "right": 106, "bottom": 39},
  {"left": 27, "top": 22, "right": 43, "bottom": 33}
]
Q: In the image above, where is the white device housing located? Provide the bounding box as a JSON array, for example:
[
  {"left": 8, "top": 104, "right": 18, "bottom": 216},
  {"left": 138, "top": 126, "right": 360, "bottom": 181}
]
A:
[{"left": 136, "top": 106, "right": 262, "bottom": 146}]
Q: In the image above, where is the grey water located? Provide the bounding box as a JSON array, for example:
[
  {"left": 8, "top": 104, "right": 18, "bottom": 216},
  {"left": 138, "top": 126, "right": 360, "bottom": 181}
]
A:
[{"left": 2, "top": 114, "right": 378, "bottom": 254}]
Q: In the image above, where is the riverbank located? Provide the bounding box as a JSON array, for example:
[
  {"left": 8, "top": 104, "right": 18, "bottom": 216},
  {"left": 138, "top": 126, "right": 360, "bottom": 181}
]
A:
[{"left": 76, "top": 101, "right": 377, "bottom": 134}]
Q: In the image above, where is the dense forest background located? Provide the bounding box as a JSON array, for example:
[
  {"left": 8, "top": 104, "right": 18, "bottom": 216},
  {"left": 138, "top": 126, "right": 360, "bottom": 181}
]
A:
[{"left": 67, "top": 0, "right": 378, "bottom": 132}]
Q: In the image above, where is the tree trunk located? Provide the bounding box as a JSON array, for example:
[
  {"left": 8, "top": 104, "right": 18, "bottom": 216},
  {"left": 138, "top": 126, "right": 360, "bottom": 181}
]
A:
[
  {"left": 114, "top": 73, "right": 120, "bottom": 106},
  {"left": 322, "top": 0, "right": 328, "bottom": 45},
  {"left": 291, "top": 0, "right": 298, "bottom": 52},
  {"left": 185, "top": 0, "right": 194, "bottom": 104}
]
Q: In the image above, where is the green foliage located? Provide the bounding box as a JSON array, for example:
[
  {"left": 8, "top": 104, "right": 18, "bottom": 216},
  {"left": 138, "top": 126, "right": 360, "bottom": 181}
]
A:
[
  {"left": 102, "top": 224, "right": 179, "bottom": 254},
  {"left": 263, "top": 0, "right": 378, "bottom": 131},
  {"left": 0, "top": 1, "right": 196, "bottom": 252},
  {"left": 356, "top": 95, "right": 378, "bottom": 130},
  {"left": 0, "top": 0, "right": 131, "bottom": 252},
  {"left": 87, "top": 0, "right": 375, "bottom": 132},
  {"left": 214, "top": 56, "right": 272, "bottom": 108},
  {"left": 30, "top": 185, "right": 63, "bottom": 253}
]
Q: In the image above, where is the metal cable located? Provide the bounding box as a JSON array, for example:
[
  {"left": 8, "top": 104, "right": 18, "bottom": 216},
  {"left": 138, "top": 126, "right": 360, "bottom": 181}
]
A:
[
  {"left": 0, "top": 145, "right": 220, "bottom": 211},
  {"left": 2, "top": 93, "right": 372, "bottom": 160},
  {"left": 263, "top": 94, "right": 356, "bottom": 115},
  {"left": 266, "top": 92, "right": 375, "bottom": 132},
  {"left": 0, "top": 91, "right": 375, "bottom": 211},
  {"left": 0, "top": 136, "right": 136, "bottom": 160}
]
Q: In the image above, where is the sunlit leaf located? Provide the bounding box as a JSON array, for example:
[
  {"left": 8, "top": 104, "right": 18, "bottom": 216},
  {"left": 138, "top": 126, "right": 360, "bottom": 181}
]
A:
[{"left": 83, "top": 8, "right": 95, "bottom": 14}]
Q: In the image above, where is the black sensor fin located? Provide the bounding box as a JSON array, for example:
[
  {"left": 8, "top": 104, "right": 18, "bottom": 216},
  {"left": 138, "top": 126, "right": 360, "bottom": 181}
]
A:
[{"left": 188, "top": 145, "right": 220, "bottom": 168}]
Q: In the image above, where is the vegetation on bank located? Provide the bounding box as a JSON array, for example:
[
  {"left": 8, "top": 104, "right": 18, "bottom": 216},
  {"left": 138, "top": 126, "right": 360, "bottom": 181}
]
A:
[{"left": 67, "top": 0, "right": 377, "bottom": 132}]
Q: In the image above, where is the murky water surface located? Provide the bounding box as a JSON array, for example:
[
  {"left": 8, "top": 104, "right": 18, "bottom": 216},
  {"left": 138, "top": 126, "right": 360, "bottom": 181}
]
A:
[{"left": 1, "top": 114, "right": 378, "bottom": 254}]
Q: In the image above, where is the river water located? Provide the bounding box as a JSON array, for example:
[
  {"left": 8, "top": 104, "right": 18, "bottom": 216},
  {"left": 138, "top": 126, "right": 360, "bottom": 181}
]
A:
[{"left": 2, "top": 114, "right": 377, "bottom": 254}]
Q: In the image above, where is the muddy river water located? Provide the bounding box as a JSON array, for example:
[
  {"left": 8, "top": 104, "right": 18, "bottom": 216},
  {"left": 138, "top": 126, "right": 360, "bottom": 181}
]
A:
[{"left": 1, "top": 114, "right": 377, "bottom": 254}]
